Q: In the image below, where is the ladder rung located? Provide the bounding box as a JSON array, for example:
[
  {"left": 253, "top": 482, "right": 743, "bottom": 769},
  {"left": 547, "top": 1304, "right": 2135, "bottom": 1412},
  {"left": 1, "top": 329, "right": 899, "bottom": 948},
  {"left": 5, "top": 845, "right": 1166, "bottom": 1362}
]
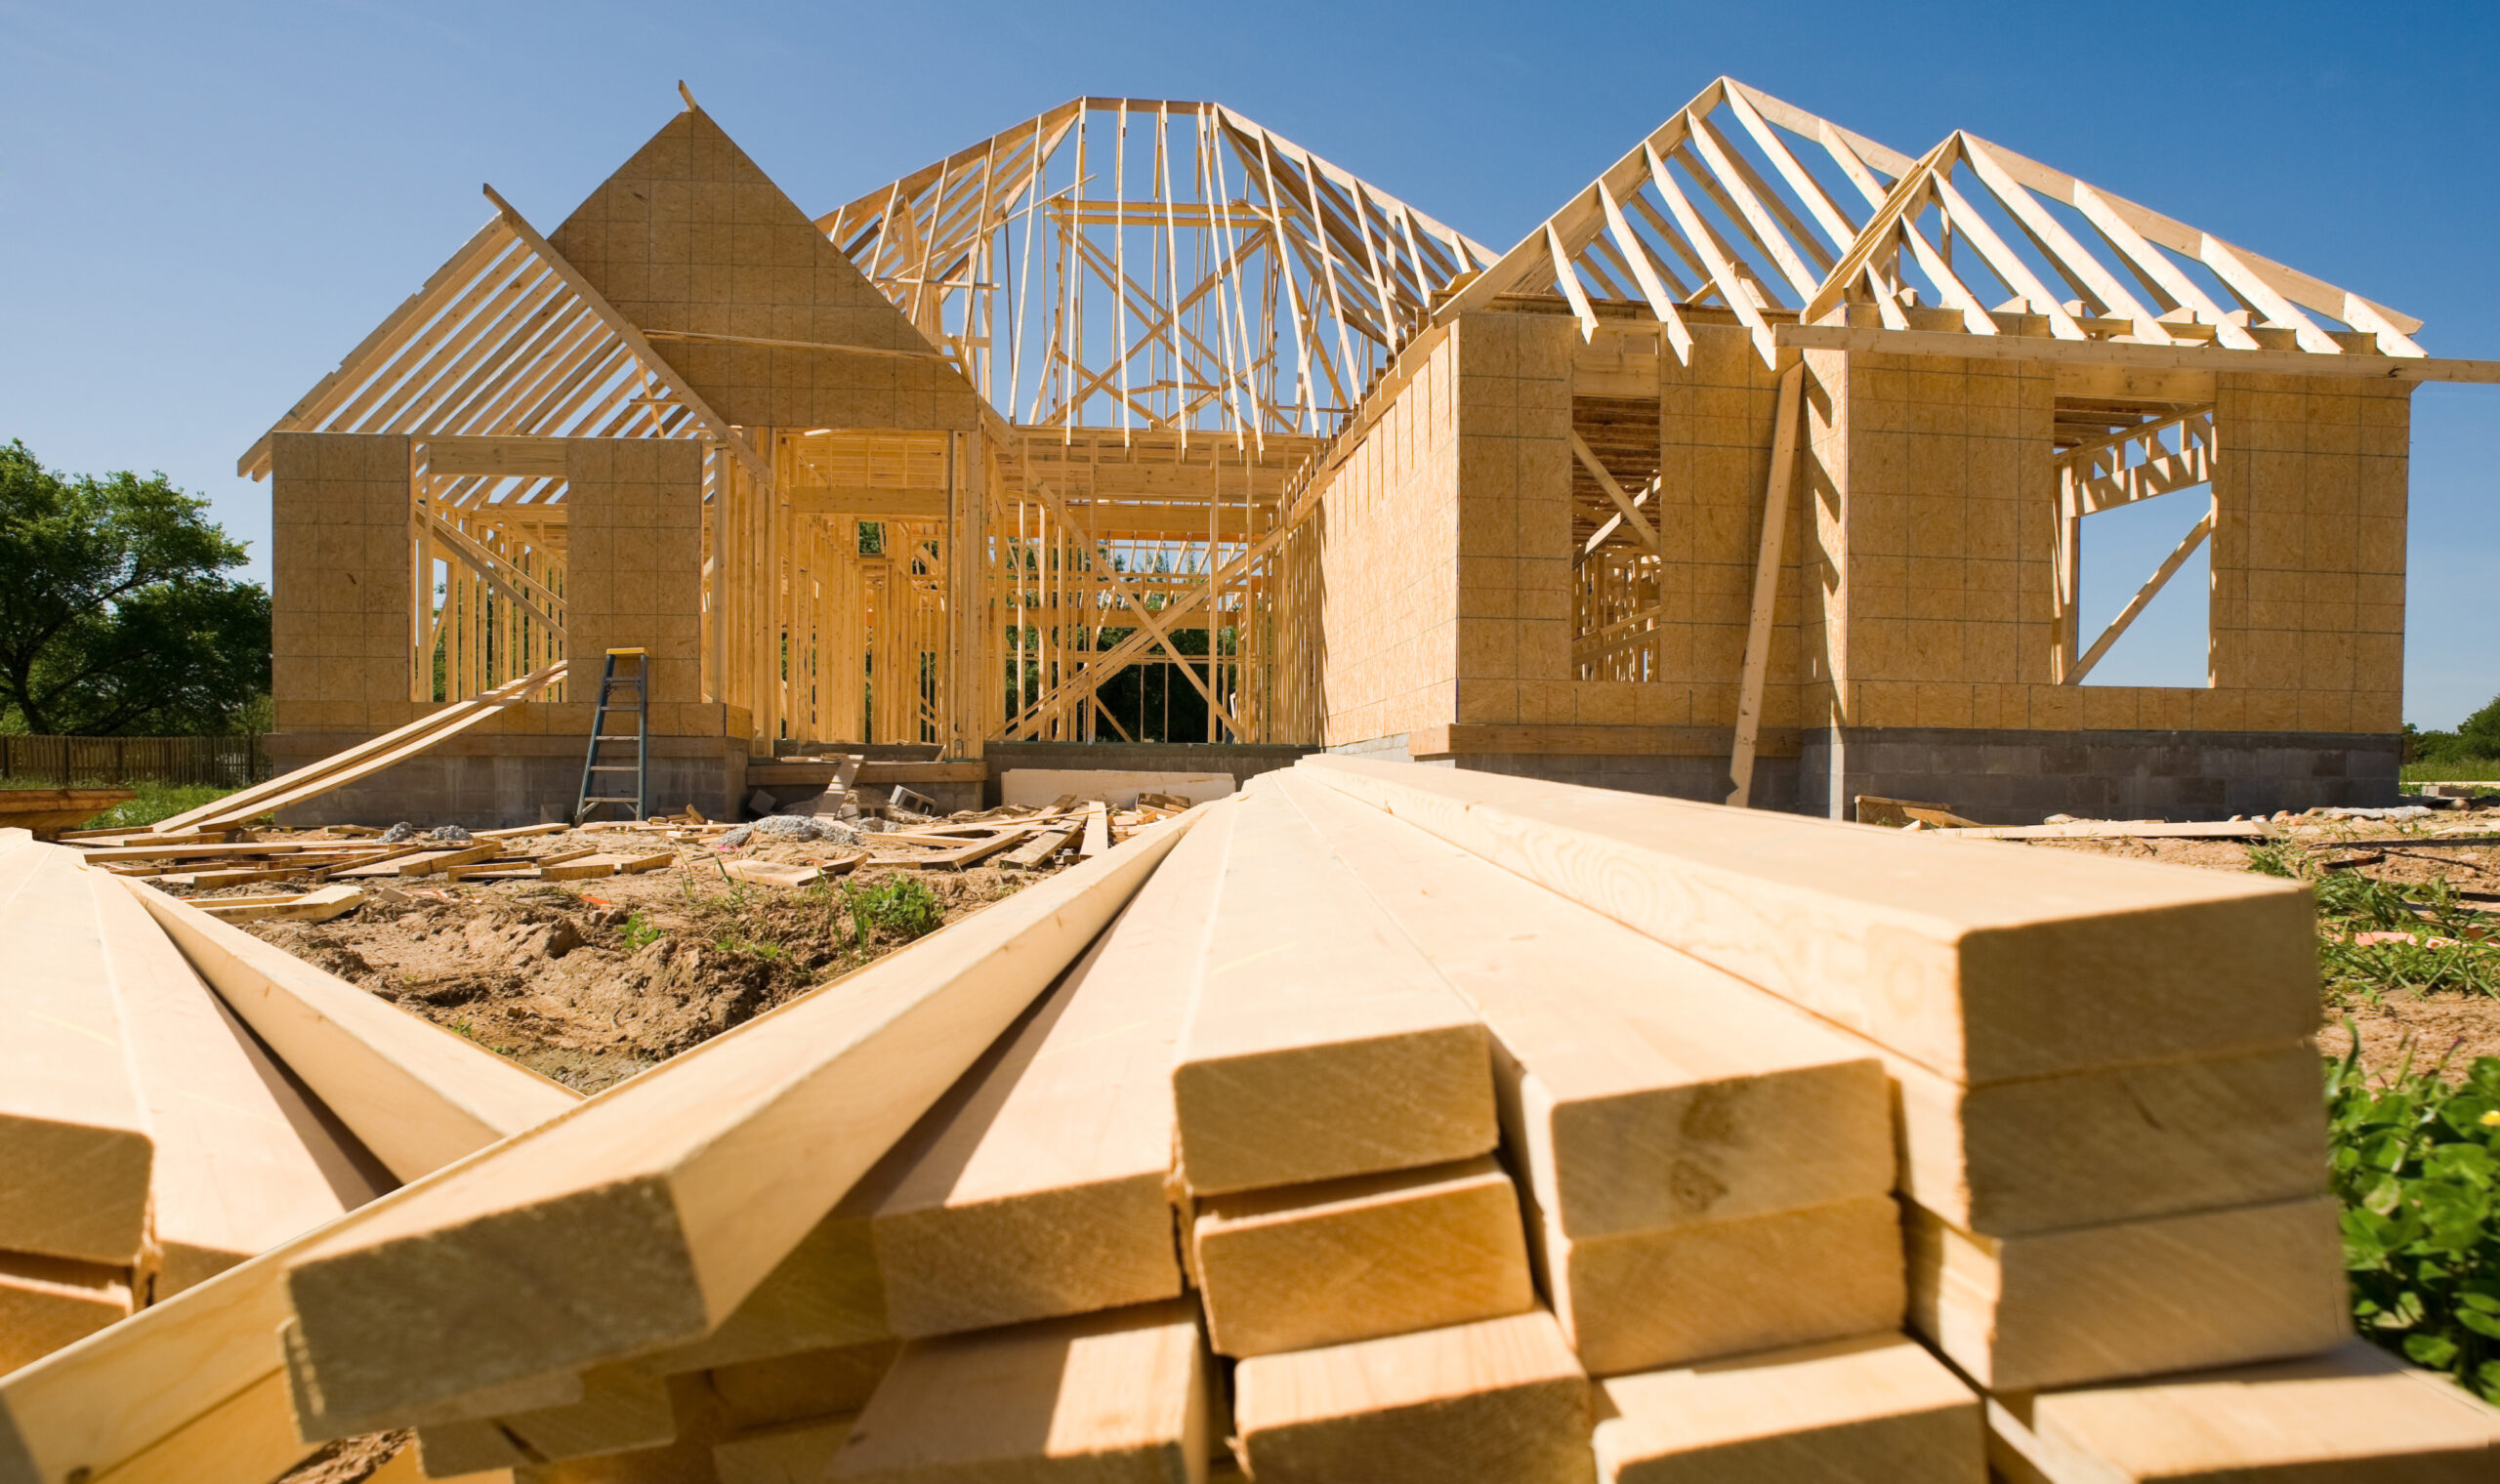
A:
[
  {"left": 584, "top": 796, "right": 642, "bottom": 804},
  {"left": 589, "top": 764, "right": 639, "bottom": 772}
]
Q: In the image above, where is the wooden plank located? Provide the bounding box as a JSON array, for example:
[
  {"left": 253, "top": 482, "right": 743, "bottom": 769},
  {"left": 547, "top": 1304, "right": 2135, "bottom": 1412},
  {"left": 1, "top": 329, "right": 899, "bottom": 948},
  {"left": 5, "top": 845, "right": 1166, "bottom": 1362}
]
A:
[
  {"left": 633, "top": 1191, "right": 892, "bottom": 1378},
  {"left": 1531, "top": 1193, "right": 1904, "bottom": 1376},
  {"left": 825, "top": 1300, "right": 1205, "bottom": 1484},
  {"left": 1173, "top": 783, "right": 1495, "bottom": 1195},
  {"left": 1935, "top": 819, "right": 2273, "bottom": 841},
  {"left": 996, "top": 826, "right": 1075, "bottom": 869},
  {"left": 1294, "top": 758, "right": 2314, "bottom": 1083},
  {"left": 415, "top": 1366, "right": 675, "bottom": 1470},
  {"left": 445, "top": 848, "right": 600, "bottom": 882},
  {"left": 149, "top": 663, "right": 566, "bottom": 835},
  {"left": 721, "top": 859, "right": 822, "bottom": 889},
  {"left": 1595, "top": 1333, "right": 1983, "bottom": 1483},
  {"left": 1727, "top": 363, "right": 1806, "bottom": 807},
  {"left": 1984, "top": 1340, "right": 2500, "bottom": 1483},
  {"left": 275, "top": 813, "right": 1204, "bottom": 1435},
  {"left": 868, "top": 803, "right": 1231, "bottom": 1338},
  {"left": 195, "top": 884, "right": 364, "bottom": 925},
  {"left": 1194, "top": 1155, "right": 1534, "bottom": 1359},
  {"left": 1077, "top": 802, "right": 1109, "bottom": 859},
  {"left": 787, "top": 486, "right": 949, "bottom": 518},
  {"left": 93, "top": 878, "right": 386, "bottom": 1297},
  {"left": 1904, "top": 1196, "right": 2349, "bottom": 1391},
  {"left": 337, "top": 844, "right": 501, "bottom": 879},
  {"left": 0, "top": 1255, "right": 132, "bottom": 1375},
  {"left": 905, "top": 828, "right": 1031, "bottom": 871},
  {"left": 1279, "top": 772, "right": 1892, "bottom": 1238},
  {"left": 1772, "top": 321, "right": 2500, "bottom": 382},
  {"left": 707, "top": 1341, "right": 897, "bottom": 1429},
  {"left": 0, "top": 846, "right": 153, "bottom": 1264},
  {"left": 1232, "top": 1309, "right": 1592, "bottom": 1484},
  {"left": 855, "top": 763, "right": 986, "bottom": 785},
  {"left": 714, "top": 1415, "right": 857, "bottom": 1484},
  {"left": 124, "top": 879, "right": 578, "bottom": 1182}
]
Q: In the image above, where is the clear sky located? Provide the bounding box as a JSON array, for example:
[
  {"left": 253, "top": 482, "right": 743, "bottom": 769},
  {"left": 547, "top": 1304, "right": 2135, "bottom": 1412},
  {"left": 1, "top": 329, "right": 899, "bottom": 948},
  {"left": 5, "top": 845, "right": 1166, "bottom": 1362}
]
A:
[{"left": 5, "top": 0, "right": 2494, "bottom": 725}]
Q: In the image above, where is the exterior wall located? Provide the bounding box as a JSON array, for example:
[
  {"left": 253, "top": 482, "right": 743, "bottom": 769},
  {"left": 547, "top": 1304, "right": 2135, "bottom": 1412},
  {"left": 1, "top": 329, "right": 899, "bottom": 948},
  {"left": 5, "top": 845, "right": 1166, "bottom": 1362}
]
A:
[
  {"left": 1445, "top": 313, "right": 1576, "bottom": 730},
  {"left": 1313, "top": 326, "right": 1464, "bottom": 745},
  {"left": 557, "top": 438, "right": 707, "bottom": 735},
  {"left": 271, "top": 433, "right": 413, "bottom": 735},
  {"left": 2207, "top": 373, "right": 2409, "bottom": 732},
  {"left": 1799, "top": 727, "right": 2399, "bottom": 823}
]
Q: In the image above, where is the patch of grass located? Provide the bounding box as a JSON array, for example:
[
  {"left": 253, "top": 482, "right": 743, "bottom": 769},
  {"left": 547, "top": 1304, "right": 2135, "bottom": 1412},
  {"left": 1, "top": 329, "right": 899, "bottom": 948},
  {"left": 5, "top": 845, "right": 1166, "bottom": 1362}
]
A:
[
  {"left": 2326, "top": 1039, "right": 2500, "bottom": 1404},
  {"left": 2404, "top": 759, "right": 2500, "bottom": 783},
  {"left": 620, "top": 910, "right": 665, "bottom": 952},
  {"left": 840, "top": 876, "right": 943, "bottom": 946},
  {"left": 2244, "top": 845, "right": 2500, "bottom": 1004},
  {"left": 2, "top": 779, "right": 259, "bottom": 830},
  {"left": 711, "top": 933, "right": 784, "bottom": 962}
]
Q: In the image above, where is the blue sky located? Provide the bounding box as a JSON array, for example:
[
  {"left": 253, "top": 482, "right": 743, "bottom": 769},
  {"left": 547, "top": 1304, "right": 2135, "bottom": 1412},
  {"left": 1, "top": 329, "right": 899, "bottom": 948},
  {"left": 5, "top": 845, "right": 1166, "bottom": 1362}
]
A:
[{"left": 4, "top": 1, "right": 2494, "bottom": 725}]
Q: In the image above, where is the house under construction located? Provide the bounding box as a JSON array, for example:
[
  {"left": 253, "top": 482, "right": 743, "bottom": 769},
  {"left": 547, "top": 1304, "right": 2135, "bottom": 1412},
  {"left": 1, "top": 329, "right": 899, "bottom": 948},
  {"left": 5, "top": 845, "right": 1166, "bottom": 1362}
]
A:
[{"left": 245, "top": 80, "right": 2497, "bottom": 824}]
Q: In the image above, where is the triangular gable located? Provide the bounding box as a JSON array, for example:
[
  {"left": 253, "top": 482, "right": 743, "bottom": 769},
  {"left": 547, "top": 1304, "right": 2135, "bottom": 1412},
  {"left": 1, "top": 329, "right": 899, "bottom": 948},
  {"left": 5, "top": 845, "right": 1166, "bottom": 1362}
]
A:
[{"left": 549, "top": 105, "right": 980, "bottom": 432}]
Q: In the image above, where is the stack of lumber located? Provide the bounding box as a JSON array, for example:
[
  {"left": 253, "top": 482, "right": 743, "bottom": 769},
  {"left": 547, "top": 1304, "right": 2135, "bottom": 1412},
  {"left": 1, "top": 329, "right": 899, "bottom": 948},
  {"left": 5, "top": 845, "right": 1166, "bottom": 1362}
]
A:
[
  {"left": 0, "top": 826, "right": 575, "bottom": 1387},
  {"left": 5, "top": 756, "right": 2497, "bottom": 1484}
]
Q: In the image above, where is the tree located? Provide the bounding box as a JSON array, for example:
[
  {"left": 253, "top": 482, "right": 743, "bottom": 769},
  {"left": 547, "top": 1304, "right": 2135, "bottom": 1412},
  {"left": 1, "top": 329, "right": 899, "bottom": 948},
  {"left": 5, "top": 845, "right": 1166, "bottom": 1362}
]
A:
[
  {"left": 0, "top": 439, "right": 271, "bottom": 735},
  {"left": 2409, "top": 695, "right": 2500, "bottom": 764}
]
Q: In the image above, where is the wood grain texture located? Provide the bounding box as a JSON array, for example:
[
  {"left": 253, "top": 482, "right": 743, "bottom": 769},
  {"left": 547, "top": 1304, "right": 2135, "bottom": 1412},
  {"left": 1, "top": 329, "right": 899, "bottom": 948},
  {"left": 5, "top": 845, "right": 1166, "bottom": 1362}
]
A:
[
  {"left": 1594, "top": 1333, "right": 1982, "bottom": 1484},
  {"left": 92, "top": 877, "right": 387, "bottom": 1296},
  {"left": 416, "top": 1366, "right": 676, "bottom": 1472},
  {"left": 868, "top": 802, "right": 1233, "bottom": 1338},
  {"left": 278, "top": 814, "right": 1200, "bottom": 1435},
  {"left": 1295, "top": 757, "right": 2316, "bottom": 1083},
  {"left": 0, "top": 847, "right": 152, "bottom": 1264},
  {"left": 1530, "top": 1193, "right": 1904, "bottom": 1377},
  {"left": 1193, "top": 1155, "right": 1534, "bottom": 1358},
  {"left": 1987, "top": 1340, "right": 2500, "bottom": 1482},
  {"left": 707, "top": 1342, "right": 896, "bottom": 1431},
  {"left": 125, "top": 879, "right": 577, "bottom": 1182},
  {"left": 1173, "top": 781, "right": 1495, "bottom": 1195},
  {"left": 1905, "top": 1196, "right": 2351, "bottom": 1391},
  {"left": 712, "top": 1414, "right": 856, "bottom": 1484},
  {"left": 636, "top": 1192, "right": 891, "bottom": 1376},
  {"left": 0, "top": 1255, "right": 131, "bottom": 1375},
  {"left": 1278, "top": 771, "right": 1892, "bottom": 1238},
  {"left": 827, "top": 1299, "right": 1206, "bottom": 1484},
  {"left": 1232, "top": 1309, "right": 1592, "bottom": 1484}
]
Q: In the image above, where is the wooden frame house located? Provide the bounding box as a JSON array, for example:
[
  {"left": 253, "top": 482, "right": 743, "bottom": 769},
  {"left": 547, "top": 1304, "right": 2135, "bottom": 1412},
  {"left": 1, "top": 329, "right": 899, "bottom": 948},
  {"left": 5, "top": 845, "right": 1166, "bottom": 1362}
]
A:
[{"left": 247, "top": 82, "right": 2495, "bottom": 823}]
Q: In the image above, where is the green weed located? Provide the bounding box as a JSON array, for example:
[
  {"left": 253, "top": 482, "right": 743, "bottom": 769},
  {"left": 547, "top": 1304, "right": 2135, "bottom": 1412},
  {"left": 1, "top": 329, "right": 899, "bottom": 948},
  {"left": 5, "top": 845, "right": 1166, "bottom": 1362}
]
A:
[
  {"left": 620, "top": 911, "right": 665, "bottom": 952},
  {"left": 2326, "top": 1038, "right": 2500, "bottom": 1403},
  {"left": 2244, "top": 845, "right": 2500, "bottom": 1004},
  {"left": 841, "top": 876, "right": 943, "bottom": 946}
]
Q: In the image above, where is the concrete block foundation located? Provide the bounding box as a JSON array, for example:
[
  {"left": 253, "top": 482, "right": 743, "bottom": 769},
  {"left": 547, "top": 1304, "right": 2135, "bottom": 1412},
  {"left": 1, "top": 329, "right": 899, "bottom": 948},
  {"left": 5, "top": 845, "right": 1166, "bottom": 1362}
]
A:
[{"left": 265, "top": 733, "right": 749, "bottom": 830}]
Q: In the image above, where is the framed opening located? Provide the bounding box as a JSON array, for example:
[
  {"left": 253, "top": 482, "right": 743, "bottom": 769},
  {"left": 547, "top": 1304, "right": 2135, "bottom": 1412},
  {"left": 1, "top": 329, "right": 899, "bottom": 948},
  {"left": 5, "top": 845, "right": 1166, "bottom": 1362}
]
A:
[{"left": 2053, "top": 399, "right": 2217, "bottom": 687}]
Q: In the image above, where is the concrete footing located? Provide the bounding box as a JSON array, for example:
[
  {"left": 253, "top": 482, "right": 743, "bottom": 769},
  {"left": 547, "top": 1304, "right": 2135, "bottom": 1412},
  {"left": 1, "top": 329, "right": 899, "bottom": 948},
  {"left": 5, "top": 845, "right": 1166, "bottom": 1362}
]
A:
[{"left": 264, "top": 733, "right": 748, "bottom": 830}]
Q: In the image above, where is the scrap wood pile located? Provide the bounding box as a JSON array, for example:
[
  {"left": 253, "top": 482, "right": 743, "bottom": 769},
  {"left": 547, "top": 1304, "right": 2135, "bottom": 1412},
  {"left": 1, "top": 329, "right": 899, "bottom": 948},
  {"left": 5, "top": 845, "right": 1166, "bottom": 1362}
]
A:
[{"left": 5, "top": 761, "right": 2499, "bottom": 1484}]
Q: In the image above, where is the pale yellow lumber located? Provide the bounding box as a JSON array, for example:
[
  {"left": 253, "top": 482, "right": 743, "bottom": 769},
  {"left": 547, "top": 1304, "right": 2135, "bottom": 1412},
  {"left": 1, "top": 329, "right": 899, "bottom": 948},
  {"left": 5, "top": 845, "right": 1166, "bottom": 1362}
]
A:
[
  {"left": 1173, "top": 782, "right": 1494, "bottom": 1194},
  {"left": 277, "top": 813, "right": 1204, "bottom": 1436},
  {"left": 1893, "top": 1040, "right": 2327, "bottom": 1236},
  {"left": 1904, "top": 1195, "right": 2350, "bottom": 1391},
  {"left": 1594, "top": 1333, "right": 1982, "bottom": 1483},
  {"left": 368, "top": 1448, "right": 516, "bottom": 1484},
  {"left": 827, "top": 1299, "right": 1206, "bottom": 1483},
  {"left": 92, "top": 878, "right": 386, "bottom": 1297},
  {"left": 714, "top": 1414, "right": 856, "bottom": 1484},
  {"left": 708, "top": 1341, "right": 897, "bottom": 1430},
  {"left": 1531, "top": 1193, "right": 1904, "bottom": 1376},
  {"left": 1077, "top": 802, "right": 1109, "bottom": 858},
  {"left": 1194, "top": 1155, "right": 1533, "bottom": 1358},
  {"left": 1986, "top": 1340, "right": 2500, "bottom": 1482},
  {"left": 195, "top": 884, "right": 364, "bottom": 924},
  {"left": 0, "top": 1254, "right": 131, "bottom": 1374},
  {"left": 1278, "top": 771, "right": 1892, "bottom": 1237},
  {"left": 85, "top": 1369, "right": 299, "bottom": 1484},
  {"left": 0, "top": 848, "right": 153, "bottom": 1263},
  {"left": 1295, "top": 757, "right": 2315, "bottom": 1083},
  {"left": 869, "top": 801, "right": 1234, "bottom": 1338},
  {"left": 124, "top": 879, "right": 575, "bottom": 1182},
  {"left": 1233, "top": 1309, "right": 1593, "bottom": 1484},
  {"left": 635, "top": 1196, "right": 890, "bottom": 1376},
  {"left": 417, "top": 1366, "right": 675, "bottom": 1473}
]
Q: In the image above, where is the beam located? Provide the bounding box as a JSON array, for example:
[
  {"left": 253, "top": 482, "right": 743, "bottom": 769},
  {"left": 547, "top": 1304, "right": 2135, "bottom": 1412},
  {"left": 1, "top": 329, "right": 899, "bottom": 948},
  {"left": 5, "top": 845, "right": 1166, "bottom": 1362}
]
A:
[
  {"left": 1727, "top": 364, "right": 1806, "bottom": 807},
  {"left": 1775, "top": 323, "right": 2500, "bottom": 382}
]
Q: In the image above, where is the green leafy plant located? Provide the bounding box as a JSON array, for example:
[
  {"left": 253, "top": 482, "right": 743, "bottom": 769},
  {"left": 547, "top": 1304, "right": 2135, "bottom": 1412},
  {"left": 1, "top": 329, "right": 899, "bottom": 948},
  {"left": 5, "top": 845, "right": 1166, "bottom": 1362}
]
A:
[
  {"left": 842, "top": 876, "right": 943, "bottom": 946},
  {"left": 2326, "top": 1038, "right": 2500, "bottom": 1403},
  {"left": 2244, "top": 845, "right": 2500, "bottom": 1004},
  {"left": 620, "top": 910, "right": 664, "bottom": 952},
  {"left": 711, "top": 933, "right": 783, "bottom": 962}
]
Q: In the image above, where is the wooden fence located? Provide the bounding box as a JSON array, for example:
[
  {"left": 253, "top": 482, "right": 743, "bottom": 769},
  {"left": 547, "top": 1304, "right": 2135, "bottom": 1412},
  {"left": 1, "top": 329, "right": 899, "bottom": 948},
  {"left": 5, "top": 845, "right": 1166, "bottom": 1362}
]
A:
[{"left": 0, "top": 734, "right": 272, "bottom": 788}]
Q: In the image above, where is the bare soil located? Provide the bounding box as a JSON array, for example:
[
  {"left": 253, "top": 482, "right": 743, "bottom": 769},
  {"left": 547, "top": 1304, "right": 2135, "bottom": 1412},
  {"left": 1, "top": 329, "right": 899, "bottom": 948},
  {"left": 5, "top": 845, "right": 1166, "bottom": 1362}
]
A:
[{"left": 164, "top": 822, "right": 1059, "bottom": 1095}]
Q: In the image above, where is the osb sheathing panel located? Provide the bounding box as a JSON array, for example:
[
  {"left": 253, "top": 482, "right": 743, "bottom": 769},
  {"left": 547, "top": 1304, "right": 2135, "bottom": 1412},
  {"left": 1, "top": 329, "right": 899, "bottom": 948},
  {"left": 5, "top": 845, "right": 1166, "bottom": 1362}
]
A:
[
  {"left": 1313, "top": 328, "right": 1462, "bottom": 746},
  {"left": 1808, "top": 354, "right": 2409, "bottom": 736},
  {"left": 549, "top": 107, "right": 982, "bottom": 433},
  {"left": 1447, "top": 312, "right": 1576, "bottom": 729},
  {"left": 270, "top": 432, "right": 413, "bottom": 735},
  {"left": 562, "top": 439, "right": 706, "bottom": 724},
  {"left": 1566, "top": 321, "right": 1792, "bottom": 734}
]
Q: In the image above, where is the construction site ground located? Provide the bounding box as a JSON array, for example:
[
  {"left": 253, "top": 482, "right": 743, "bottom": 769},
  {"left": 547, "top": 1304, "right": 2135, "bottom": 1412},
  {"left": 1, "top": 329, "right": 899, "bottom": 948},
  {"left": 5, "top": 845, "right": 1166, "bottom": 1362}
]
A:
[
  {"left": 156, "top": 822, "right": 1063, "bottom": 1095},
  {"left": 149, "top": 800, "right": 2500, "bottom": 1099}
]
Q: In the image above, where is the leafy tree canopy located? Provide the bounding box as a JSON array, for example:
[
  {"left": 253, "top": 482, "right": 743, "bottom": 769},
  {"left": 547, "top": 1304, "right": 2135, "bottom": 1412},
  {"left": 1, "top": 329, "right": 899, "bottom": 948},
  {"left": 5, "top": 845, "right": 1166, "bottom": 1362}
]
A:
[{"left": 0, "top": 439, "right": 271, "bottom": 735}]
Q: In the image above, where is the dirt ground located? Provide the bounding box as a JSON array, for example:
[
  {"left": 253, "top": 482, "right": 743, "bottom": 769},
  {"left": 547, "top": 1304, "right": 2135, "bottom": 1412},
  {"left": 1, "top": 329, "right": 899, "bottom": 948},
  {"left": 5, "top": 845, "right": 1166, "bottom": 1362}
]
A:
[
  {"left": 2015, "top": 805, "right": 2500, "bottom": 1082},
  {"left": 164, "top": 820, "right": 1062, "bottom": 1095}
]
